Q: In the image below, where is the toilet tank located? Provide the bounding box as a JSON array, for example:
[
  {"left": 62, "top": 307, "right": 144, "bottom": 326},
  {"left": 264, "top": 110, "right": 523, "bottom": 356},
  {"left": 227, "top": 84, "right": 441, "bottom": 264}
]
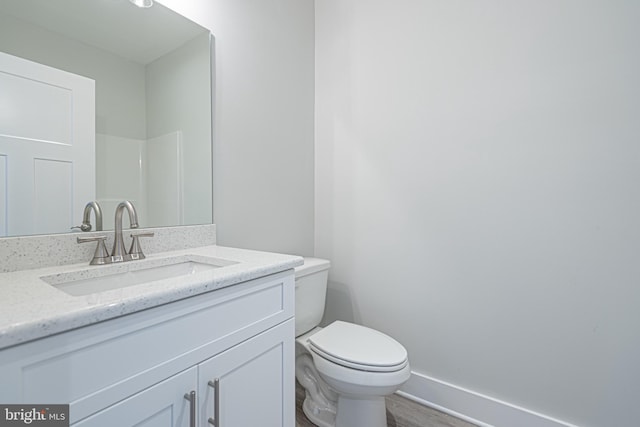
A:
[{"left": 295, "top": 257, "right": 331, "bottom": 337}]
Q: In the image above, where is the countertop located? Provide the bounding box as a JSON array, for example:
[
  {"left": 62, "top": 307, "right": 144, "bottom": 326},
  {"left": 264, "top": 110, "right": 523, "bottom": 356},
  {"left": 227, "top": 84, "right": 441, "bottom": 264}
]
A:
[{"left": 0, "top": 245, "right": 303, "bottom": 350}]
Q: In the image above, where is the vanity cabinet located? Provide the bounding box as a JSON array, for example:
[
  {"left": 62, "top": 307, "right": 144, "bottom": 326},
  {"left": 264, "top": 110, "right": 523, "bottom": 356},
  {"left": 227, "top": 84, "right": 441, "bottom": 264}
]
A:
[{"left": 0, "top": 270, "right": 295, "bottom": 427}]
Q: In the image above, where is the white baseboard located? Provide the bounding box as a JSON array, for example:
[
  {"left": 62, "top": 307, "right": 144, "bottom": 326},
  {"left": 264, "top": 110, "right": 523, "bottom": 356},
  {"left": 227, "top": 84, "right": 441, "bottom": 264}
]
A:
[{"left": 397, "top": 371, "right": 580, "bottom": 427}]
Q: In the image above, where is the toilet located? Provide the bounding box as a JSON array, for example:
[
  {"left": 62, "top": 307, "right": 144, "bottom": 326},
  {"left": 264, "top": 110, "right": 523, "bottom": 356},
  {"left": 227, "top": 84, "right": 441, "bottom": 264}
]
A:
[{"left": 295, "top": 258, "right": 410, "bottom": 427}]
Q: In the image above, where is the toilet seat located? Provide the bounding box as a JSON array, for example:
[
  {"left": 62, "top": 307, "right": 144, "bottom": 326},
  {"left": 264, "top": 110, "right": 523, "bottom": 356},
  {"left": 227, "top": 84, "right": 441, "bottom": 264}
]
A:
[{"left": 308, "top": 321, "right": 408, "bottom": 372}]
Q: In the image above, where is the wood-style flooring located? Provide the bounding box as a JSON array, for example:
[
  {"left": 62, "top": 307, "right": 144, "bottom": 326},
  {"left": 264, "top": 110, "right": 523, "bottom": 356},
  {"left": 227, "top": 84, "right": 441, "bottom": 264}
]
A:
[{"left": 295, "top": 381, "right": 477, "bottom": 427}]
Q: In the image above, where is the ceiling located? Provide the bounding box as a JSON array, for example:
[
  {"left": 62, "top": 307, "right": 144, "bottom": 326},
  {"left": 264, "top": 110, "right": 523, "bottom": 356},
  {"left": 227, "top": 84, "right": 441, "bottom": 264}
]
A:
[{"left": 1, "top": 0, "right": 208, "bottom": 64}]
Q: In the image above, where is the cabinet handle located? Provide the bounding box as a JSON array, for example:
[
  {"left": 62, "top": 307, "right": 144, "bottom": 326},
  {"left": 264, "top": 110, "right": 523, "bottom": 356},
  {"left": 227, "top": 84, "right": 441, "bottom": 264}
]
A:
[
  {"left": 184, "top": 390, "right": 196, "bottom": 427},
  {"left": 207, "top": 379, "right": 220, "bottom": 427}
]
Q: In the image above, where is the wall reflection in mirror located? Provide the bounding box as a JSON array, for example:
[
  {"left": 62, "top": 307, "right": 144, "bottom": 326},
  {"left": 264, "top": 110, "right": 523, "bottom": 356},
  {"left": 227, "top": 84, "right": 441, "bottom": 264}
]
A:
[{"left": 0, "top": 0, "right": 213, "bottom": 237}]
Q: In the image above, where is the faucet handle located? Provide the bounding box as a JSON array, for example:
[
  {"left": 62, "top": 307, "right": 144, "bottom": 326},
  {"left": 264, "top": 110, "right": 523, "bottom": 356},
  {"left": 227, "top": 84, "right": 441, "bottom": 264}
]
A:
[
  {"left": 129, "top": 232, "right": 154, "bottom": 260},
  {"left": 77, "top": 235, "right": 110, "bottom": 265},
  {"left": 71, "top": 223, "right": 92, "bottom": 232}
]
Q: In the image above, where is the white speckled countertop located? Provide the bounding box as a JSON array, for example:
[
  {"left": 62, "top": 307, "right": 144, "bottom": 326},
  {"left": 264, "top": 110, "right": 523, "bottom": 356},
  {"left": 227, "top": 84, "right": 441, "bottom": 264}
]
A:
[{"left": 0, "top": 245, "right": 303, "bottom": 350}]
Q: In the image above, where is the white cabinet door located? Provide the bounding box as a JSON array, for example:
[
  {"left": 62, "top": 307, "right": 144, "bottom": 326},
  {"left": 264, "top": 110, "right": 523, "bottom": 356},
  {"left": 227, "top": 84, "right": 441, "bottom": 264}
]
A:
[
  {"left": 0, "top": 51, "right": 95, "bottom": 236},
  {"left": 198, "top": 319, "right": 295, "bottom": 427},
  {"left": 73, "top": 367, "right": 197, "bottom": 427}
]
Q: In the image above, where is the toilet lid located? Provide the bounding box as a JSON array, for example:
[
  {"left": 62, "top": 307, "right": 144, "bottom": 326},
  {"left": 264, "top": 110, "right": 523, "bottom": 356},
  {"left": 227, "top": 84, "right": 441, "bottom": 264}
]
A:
[{"left": 308, "top": 321, "right": 408, "bottom": 372}]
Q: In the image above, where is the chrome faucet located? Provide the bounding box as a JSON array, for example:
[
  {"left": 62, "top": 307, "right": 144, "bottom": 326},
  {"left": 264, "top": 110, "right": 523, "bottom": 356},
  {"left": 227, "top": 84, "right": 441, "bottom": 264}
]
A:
[
  {"left": 71, "top": 201, "right": 103, "bottom": 232},
  {"left": 111, "top": 201, "right": 139, "bottom": 262}
]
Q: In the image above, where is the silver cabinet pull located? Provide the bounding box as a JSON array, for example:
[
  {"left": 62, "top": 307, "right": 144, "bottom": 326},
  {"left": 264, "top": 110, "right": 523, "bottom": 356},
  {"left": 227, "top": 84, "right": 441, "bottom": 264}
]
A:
[
  {"left": 184, "top": 390, "right": 196, "bottom": 427},
  {"left": 207, "top": 379, "right": 220, "bottom": 426}
]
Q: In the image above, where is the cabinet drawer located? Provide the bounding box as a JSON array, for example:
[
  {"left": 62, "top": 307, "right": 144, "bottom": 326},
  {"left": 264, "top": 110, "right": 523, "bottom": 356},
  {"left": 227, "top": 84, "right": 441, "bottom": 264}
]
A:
[{"left": 0, "top": 270, "right": 294, "bottom": 424}]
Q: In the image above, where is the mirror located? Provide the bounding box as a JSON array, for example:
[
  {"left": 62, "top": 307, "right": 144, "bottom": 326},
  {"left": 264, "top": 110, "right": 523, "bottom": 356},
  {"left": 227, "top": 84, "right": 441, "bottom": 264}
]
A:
[{"left": 0, "top": 0, "right": 212, "bottom": 237}]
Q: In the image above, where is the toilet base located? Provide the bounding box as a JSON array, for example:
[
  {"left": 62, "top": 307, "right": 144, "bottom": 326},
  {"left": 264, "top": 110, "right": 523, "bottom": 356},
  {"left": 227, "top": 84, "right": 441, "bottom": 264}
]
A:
[
  {"left": 335, "top": 395, "right": 387, "bottom": 427},
  {"left": 297, "top": 352, "right": 338, "bottom": 427},
  {"left": 302, "top": 393, "right": 388, "bottom": 427},
  {"left": 302, "top": 395, "right": 336, "bottom": 427},
  {"left": 297, "top": 351, "right": 392, "bottom": 427}
]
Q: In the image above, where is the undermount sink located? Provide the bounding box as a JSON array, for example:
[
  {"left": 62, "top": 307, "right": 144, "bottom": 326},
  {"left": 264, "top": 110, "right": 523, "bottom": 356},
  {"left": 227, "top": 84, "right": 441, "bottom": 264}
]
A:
[{"left": 41, "top": 255, "right": 237, "bottom": 297}]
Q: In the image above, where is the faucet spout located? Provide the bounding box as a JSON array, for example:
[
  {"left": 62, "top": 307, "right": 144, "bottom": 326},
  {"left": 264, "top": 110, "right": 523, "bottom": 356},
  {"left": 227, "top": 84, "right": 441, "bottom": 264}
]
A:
[
  {"left": 111, "top": 201, "right": 139, "bottom": 262},
  {"left": 71, "top": 201, "right": 103, "bottom": 232},
  {"left": 83, "top": 201, "right": 103, "bottom": 232}
]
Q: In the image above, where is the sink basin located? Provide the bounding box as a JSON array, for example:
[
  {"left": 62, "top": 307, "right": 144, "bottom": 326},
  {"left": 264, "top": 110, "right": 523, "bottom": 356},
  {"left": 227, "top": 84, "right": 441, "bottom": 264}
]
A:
[{"left": 41, "top": 255, "right": 237, "bottom": 297}]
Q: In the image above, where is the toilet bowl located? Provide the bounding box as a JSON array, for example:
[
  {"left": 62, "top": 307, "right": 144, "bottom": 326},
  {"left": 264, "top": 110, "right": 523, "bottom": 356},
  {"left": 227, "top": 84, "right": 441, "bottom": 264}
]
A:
[{"left": 295, "top": 258, "right": 410, "bottom": 427}]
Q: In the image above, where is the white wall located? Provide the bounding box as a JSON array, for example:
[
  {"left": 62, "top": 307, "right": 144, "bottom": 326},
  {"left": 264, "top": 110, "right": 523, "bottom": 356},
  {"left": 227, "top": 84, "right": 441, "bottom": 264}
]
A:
[
  {"left": 159, "top": 0, "right": 315, "bottom": 256},
  {"left": 315, "top": 1, "right": 640, "bottom": 426},
  {"left": 146, "top": 32, "right": 212, "bottom": 226}
]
